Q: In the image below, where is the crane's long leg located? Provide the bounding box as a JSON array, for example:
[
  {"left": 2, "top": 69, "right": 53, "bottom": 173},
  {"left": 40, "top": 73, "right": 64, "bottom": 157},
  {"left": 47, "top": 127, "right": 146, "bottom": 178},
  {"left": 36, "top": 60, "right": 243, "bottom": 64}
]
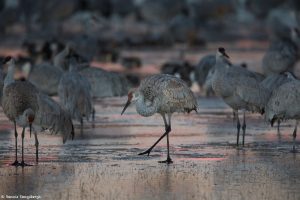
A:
[
  {"left": 11, "top": 121, "right": 19, "bottom": 166},
  {"left": 242, "top": 111, "right": 246, "bottom": 146},
  {"left": 92, "top": 108, "right": 95, "bottom": 121},
  {"left": 159, "top": 114, "right": 173, "bottom": 164},
  {"left": 80, "top": 118, "right": 83, "bottom": 134},
  {"left": 92, "top": 108, "right": 96, "bottom": 128},
  {"left": 138, "top": 114, "right": 171, "bottom": 160},
  {"left": 20, "top": 127, "right": 25, "bottom": 166},
  {"left": 34, "top": 131, "right": 39, "bottom": 163},
  {"left": 20, "top": 127, "right": 32, "bottom": 167},
  {"left": 277, "top": 120, "right": 281, "bottom": 133},
  {"left": 292, "top": 120, "right": 298, "bottom": 153},
  {"left": 234, "top": 110, "right": 241, "bottom": 146}
]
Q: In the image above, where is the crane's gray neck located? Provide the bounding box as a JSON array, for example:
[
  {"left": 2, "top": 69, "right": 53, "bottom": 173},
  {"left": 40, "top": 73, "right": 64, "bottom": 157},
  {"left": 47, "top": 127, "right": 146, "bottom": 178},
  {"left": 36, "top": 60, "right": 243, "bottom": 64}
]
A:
[
  {"left": 215, "top": 54, "right": 231, "bottom": 72},
  {"left": 4, "top": 61, "right": 15, "bottom": 88},
  {"left": 136, "top": 94, "right": 158, "bottom": 117}
]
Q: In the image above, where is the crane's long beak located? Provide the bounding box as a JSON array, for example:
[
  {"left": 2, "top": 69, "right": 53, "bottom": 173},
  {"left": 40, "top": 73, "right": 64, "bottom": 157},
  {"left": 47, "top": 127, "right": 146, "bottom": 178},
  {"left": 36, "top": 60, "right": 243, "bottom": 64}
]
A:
[
  {"left": 223, "top": 52, "right": 230, "bottom": 58},
  {"left": 121, "top": 100, "right": 131, "bottom": 115}
]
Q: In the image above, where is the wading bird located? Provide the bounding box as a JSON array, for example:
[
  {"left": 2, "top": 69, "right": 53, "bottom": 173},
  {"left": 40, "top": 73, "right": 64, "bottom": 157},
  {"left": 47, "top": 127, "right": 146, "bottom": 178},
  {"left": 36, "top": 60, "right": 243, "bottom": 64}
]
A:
[
  {"left": 211, "top": 48, "right": 268, "bottom": 146},
  {"left": 121, "top": 74, "right": 197, "bottom": 164},
  {"left": 2, "top": 56, "right": 38, "bottom": 166}
]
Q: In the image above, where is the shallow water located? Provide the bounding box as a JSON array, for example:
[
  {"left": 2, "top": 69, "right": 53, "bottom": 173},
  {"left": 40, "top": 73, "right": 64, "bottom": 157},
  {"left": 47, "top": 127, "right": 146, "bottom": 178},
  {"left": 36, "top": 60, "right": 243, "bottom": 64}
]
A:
[{"left": 0, "top": 96, "right": 299, "bottom": 200}]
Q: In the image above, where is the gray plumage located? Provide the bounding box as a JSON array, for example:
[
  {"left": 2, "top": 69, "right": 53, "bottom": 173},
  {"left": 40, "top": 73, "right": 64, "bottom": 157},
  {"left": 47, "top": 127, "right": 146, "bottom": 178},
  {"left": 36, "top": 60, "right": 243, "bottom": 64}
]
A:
[
  {"left": 262, "top": 28, "right": 300, "bottom": 75},
  {"left": 195, "top": 55, "right": 254, "bottom": 96},
  {"left": 121, "top": 74, "right": 197, "bottom": 163},
  {"left": 266, "top": 7, "right": 298, "bottom": 41},
  {"left": 212, "top": 48, "right": 268, "bottom": 146},
  {"left": 137, "top": 74, "right": 197, "bottom": 115},
  {"left": 2, "top": 80, "right": 39, "bottom": 122},
  {"left": 54, "top": 44, "right": 89, "bottom": 71},
  {"left": 58, "top": 58, "right": 93, "bottom": 128},
  {"left": 194, "top": 54, "right": 215, "bottom": 89},
  {"left": 79, "top": 67, "right": 129, "bottom": 97},
  {"left": 260, "top": 73, "right": 292, "bottom": 93},
  {"left": 265, "top": 75, "right": 300, "bottom": 151},
  {"left": 25, "top": 62, "right": 63, "bottom": 96},
  {"left": 34, "top": 93, "right": 74, "bottom": 143},
  {"left": 53, "top": 45, "right": 72, "bottom": 71},
  {"left": 203, "top": 67, "right": 215, "bottom": 97},
  {"left": 262, "top": 39, "right": 298, "bottom": 75}
]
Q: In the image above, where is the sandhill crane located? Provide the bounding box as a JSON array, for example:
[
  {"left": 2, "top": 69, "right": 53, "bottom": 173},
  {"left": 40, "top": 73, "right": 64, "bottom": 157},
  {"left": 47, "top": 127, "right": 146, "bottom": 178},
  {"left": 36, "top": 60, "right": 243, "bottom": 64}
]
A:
[
  {"left": 265, "top": 72, "right": 300, "bottom": 152},
  {"left": 121, "top": 74, "right": 197, "bottom": 164},
  {"left": 211, "top": 48, "right": 269, "bottom": 146},
  {"left": 2, "top": 56, "right": 39, "bottom": 166},
  {"left": 2, "top": 57, "right": 74, "bottom": 165},
  {"left": 262, "top": 27, "right": 300, "bottom": 75},
  {"left": 32, "top": 93, "right": 74, "bottom": 162},
  {"left": 58, "top": 57, "right": 94, "bottom": 131}
]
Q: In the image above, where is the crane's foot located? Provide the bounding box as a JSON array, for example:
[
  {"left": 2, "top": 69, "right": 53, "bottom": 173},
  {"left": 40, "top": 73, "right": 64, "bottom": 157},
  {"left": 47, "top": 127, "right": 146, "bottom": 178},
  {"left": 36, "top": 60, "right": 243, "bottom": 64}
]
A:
[
  {"left": 138, "top": 149, "right": 152, "bottom": 156},
  {"left": 158, "top": 157, "right": 173, "bottom": 164},
  {"left": 20, "top": 161, "right": 32, "bottom": 167},
  {"left": 10, "top": 160, "right": 20, "bottom": 166}
]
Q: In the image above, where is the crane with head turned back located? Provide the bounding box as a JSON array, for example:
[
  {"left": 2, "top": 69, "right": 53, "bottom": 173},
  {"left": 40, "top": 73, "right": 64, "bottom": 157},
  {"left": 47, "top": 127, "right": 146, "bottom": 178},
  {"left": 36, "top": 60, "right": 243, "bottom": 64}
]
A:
[{"left": 121, "top": 74, "right": 197, "bottom": 164}]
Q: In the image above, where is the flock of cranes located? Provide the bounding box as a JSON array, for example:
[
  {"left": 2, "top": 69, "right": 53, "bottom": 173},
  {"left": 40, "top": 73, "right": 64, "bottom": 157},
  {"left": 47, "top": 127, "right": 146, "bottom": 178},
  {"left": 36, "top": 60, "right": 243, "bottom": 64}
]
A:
[{"left": 1, "top": 26, "right": 300, "bottom": 165}]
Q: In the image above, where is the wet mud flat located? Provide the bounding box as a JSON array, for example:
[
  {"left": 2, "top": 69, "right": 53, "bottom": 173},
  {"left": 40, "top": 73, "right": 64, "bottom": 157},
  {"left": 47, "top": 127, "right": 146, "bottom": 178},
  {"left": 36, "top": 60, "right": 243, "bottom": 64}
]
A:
[{"left": 0, "top": 96, "right": 299, "bottom": 200}]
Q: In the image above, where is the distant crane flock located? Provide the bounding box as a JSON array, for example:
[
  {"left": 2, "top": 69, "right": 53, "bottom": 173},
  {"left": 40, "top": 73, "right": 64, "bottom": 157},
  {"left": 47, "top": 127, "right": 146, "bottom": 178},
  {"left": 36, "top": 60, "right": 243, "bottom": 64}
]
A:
[{"left": 1, "top": 31, "right": 300, "bottom": 165}]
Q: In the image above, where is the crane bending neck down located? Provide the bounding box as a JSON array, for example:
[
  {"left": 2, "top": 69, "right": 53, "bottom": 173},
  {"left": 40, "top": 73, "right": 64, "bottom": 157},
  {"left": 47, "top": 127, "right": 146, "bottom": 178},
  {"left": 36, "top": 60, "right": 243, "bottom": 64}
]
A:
[
  {"left": 121, "top": 89, "right": 173, "bottom": 163},
  {"left": 121, "top": 90, "right": 158, "bottom": 117}
]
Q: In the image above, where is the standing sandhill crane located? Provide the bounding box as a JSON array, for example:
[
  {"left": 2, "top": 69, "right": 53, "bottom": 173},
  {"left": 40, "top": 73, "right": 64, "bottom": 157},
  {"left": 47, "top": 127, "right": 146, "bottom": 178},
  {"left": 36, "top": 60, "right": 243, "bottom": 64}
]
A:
[
  {"left": 265, "top": 72, "right": 300, "bottom": 152},
  {"left": 211, "top": 48, "right": 269, "bottom": 146},
  {"left": 2, "top": 57, "right": 74, "bottom": 164},
  {"left": 121, "top": 74, "right": 197, "bottom": 164},
  {"left": 2, "top": 56, "right": 39, "bottom": 166},
  {"left": 58, "top": 57, "right": 94, "bottom": 131},
  {"left": 262, "top": 27, "right": 300, "bottom": 75}
]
